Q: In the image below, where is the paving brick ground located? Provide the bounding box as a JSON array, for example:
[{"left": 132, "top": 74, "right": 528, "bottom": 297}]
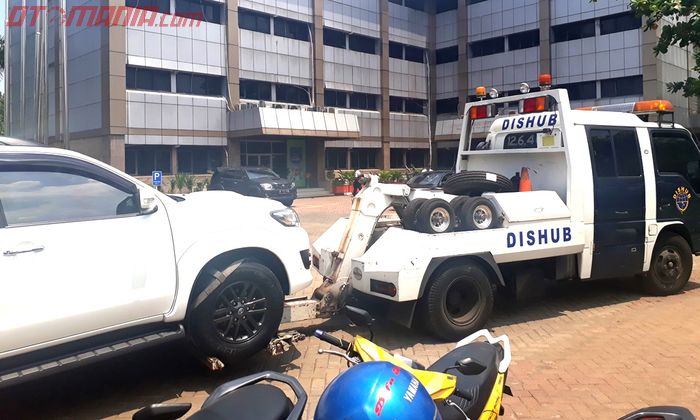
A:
[{"left": 3, "top": 195, "right": 700, "bottom": 419}]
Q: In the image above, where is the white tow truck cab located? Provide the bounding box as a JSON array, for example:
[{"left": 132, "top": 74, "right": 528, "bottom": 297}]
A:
[{"left": 311, "top": 76, "right": 700, "bottom": 340}]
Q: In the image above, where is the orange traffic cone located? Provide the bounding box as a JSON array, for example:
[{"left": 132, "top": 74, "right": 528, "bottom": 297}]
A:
[{"left": 519, "top": 167, "right": 532, "bottom": 192}]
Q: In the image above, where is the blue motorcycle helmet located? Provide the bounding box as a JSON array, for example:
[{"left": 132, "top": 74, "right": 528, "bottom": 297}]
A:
[{"left": 315, "top": 361, "right": 441, "bottom": 420}]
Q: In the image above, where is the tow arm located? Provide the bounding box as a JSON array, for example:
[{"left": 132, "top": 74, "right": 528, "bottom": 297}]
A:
[{"left": 276, "top": 176, "right": 409, "bottom": 329}]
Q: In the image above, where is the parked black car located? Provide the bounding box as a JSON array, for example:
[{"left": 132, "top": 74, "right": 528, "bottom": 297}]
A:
[
  {"left": 209, "top": 167, "right": 297, "bottom": 207},
  {"left": 406, "top": 170, "right": 454, "bottom": 189}
]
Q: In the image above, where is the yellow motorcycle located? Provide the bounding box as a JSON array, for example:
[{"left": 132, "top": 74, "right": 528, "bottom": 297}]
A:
[{"left": 314, "top": 306, "right": 512, "bottom": 420}]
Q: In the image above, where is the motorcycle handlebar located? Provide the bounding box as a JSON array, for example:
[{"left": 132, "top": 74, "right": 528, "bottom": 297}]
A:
[{"left": 314, "top": 330, "right": 352, "bottom": 350}]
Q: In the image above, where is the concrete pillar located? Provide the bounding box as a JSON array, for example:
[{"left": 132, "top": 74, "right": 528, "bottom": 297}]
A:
[
  {"left": 313, "top": 0, "right": 325, "bottom": 107},
  {"left": 227, "top": 139, "right": 242, "bottom": 167},
  {"left": 379, "top": 0, "right": 391, "bottom": 170},
  {"left": 227, "top": 0, "right": 241, "bottom": 105},
  {"left": 457, "top": 0, "right": 469, "bottom": 116},
  {"left": 426, "top": 1, "right": 437, "bottom": 169},
  {"left": 170, "top": 146, "right": 178, "bottom": 174}
]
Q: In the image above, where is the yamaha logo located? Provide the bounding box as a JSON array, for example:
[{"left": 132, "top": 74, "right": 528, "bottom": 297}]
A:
[{"left": 673, "top": 186, "right": 691, "bottom": 214}]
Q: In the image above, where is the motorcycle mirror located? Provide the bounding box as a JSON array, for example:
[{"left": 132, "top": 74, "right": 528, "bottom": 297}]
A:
[
  {"left": 618, "top": 406, "right": 695, "bottom": 420},
  {"left": 344, "top": 305, "right": 374, "bottom": 327},
  {"left": 132, "top": 403, "right": 192, "bottom": 420}
]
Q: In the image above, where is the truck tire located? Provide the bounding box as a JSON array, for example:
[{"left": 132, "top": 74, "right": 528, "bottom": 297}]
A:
[
  {"left": 461, "top": 197, "right": 500, "bottom": 230},
  {"left": 450, "top": 196, "right": 474, "bottom": 230},
  {"left": 188, "top": 260, "right": 284, "bottom": 364},
  {"left": 643, "top": 234, "right": 692, "bottom": 296},
  {"left": 422, "top": 263, "right": 494, "bottom": 341},
  {"left": 416, "top": 198, "right": 456, "bottom": 234},
  {"left": 442, "top": 171, "right": 514, "bottom": 196},
  {"left": 401, "top": 198, "right": 428, "bottom": 231}
]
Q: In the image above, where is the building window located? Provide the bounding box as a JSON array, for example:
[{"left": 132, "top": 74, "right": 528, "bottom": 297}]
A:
[
  {"left": 468, "top": 0, "right": 488, "bottom": 4},
  {"left": 240, "top": 79, "right": 272, "bottom": 101},
  {"left": 390, "top": 150, "right": 403, "bottom": 168},
  {"left": 406, "top": 149, "right": 426, "bottom": 167},
  {"left": 126, "top": 66, "right": 171, "bottom": 92},
  {"left": 508, "top": 29, "right": 539, "bottom": 51},
  {"left": 125, "top": 0, "right": 170, "bottom": 13},
  {"left": 176, "top": 72, "right": 224, "bottom": 96},
  {"left": 350, "top": 148, "right": 377, "bottom": 169},
  {"left": 469, "top": 36, "right": 505, "bottom": 57},
  {"left": 238, "top": 8, "right": 270, "bottom": 33},
  {"left": 600, "top": 12, "right": 642, "bottom": 35},
  {"left": 175, "top": 0, "right": 223, "bottom": 24},
  {"left": 348, "top": 33, "right": 377, "bottom": 54},
  {"left": 241, "top": 141, "right": 287, "bottom": 176},
  {"left": 389, "top": 42, "right": 403, "bottom": 59},
  {"left": 177, "top": 146, "right": 224, "bottom": 174},
  {"left": 404, "top": 98, "right": 426, "bottom": 114},
  {"left": 404, "top": 0, "right": 424, "bottom": 11},
  {"left": 437, "top": 147, "right": 457, "bottom": 169},
  {"left": 552, "top": 19, "right": 595, "bottom": 43},
  {"left": 324, "top": 27, "right": 346, "bottom": 48},
  {"left": 436, "top": 46, "right": 458, "bottom": 64},
  {"left": 325, "top": 148, "right": 348, "bottom": 169},
  {"left": 404, "top": 45, "right": 425, "bottom": 63},
  {"left": 349, "top": 92, "right": 378, "bottom": 110},
  {"left": 125, "top": 146, "right": 172, "bottom": 176},
  {"left": 276, "top": 84, "right": 311, "bottom": 105},
  {"left": 389, "top": 0, "right": 402, "bottom": 5},
  {"left": 600, "top": 75, "right": 643, "bottom": 98},
  {"left": 559, "top": 81, "right": 597, "bottom": 100},
  {"left": 325, "top": 90, "right": 348, "bottom": 108},
  {"left": 436, "top": 97, "right": 459, "bottom": 114},
  {"left": 390, "top": 96, "right": 403, "bottom": 112},
  {"left": 436, "top": 0, "right": 457, "bottom": 13},
  {"left": 274, "top": 16, "right": 309, "bottom": 41}
]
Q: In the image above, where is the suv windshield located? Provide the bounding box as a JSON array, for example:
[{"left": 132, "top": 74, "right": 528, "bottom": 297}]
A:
[{"left": 246, "top": 168, "right": 279, "bottom": 179}]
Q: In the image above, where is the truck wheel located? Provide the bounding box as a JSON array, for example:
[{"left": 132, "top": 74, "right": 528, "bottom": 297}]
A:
[
  {"left": 401, "top": 198, "right": 428, "bottom": 231},
  {"left": 423, "top": 263, "right": 494, "bottom": 341},
  {"left": 450, "top": 196, "right": 474, "bottom": 230},
  {"left": 416, "top": 198, "right": 456, "bottom": 234},
  {"left": 442, "top": 171, "right": 514, "bottom": 196},
  {"left": 188, "top": 260, "right": 284, "bottom": 364},
  {"left": 643, "top": 234, "right": 692, "bottom": 296},
  {"left": 461, "top": 197, "right": 499, "bottom": 230}
]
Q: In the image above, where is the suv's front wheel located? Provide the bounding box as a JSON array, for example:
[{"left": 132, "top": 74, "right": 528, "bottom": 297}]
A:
[{"left": 188, "top": 260, "right": 284, "bottom": 364}]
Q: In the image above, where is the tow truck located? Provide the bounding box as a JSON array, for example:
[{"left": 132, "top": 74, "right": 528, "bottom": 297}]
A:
[{"left": 286, "top": 74, "right": 699, "bottom": 341}]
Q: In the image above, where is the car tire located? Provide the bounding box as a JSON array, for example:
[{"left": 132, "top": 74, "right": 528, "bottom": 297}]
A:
[
  {"left": 442, "top": 171, "right": 514, "bottom": 196},
  {"left": 643, "top": 234, "right": 692, "bottom": 296},
  {"left": 416, "top": 198, "right": 456, "bottom": 234},
  {"left": 461, "top": 197, "right": 500, "bottom": 231},
  {"left": 422, "top": 262, "right": 494, "bottom": 341},
  {"left": 450, "top": 196, "right": 474, "bottom": 230},
  {"left": 188, "top": 260, "right": 284, "bottom": 364},
  {"left": 400, "top": 198, "right": 428, "bottom": 231}
]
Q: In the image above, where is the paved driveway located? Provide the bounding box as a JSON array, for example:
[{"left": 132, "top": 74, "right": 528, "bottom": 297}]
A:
[{"left": 3, "top": 195, "right": 700, "bottom": 419}]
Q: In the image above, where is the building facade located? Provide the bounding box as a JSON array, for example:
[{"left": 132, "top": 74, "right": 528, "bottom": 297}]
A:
[{"left": 6, "top": 0, "right": 699, "bottom": 187}]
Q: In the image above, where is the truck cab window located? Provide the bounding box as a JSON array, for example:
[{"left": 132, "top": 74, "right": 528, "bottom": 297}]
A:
[
  {"left": 588, "top": 128, "right": 641, "bottom": 177},
  {"left": 652, "top": 130, "right": 700, "bottom": 192}
]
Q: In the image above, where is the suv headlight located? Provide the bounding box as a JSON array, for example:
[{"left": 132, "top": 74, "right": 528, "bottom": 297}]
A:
[
  {"left": 260, "top": 183, "right": 273, "bottom": 191},
  {"left": 271, "top": 208, "right": 300, "bottom": 227},
  {"left": 291, "top": 182, "right": 296, "bottom": 189}
]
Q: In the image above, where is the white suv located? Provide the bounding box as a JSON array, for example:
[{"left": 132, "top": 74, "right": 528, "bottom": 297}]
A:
[{"left": 0, "top": 144, "right": 312, "bottom": 386}]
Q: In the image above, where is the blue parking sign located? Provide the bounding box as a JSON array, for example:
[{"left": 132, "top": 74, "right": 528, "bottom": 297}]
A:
[{"left": 152, "top": 171, "right": 163, "bottom": 187}]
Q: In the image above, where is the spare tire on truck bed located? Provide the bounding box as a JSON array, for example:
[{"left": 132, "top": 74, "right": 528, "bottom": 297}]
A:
[{"left": 443, "top": 171, "right": 514, "bottom": 196}]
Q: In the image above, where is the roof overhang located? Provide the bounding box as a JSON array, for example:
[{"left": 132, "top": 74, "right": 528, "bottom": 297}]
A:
[{"left": 228, "top": 103, "right": 361, "bottom": 139}]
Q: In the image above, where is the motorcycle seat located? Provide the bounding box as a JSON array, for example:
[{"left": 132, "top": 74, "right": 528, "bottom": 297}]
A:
[
  {"left": 428, "top": 342, "right": 501, "bottom": 420},
  {"left": 188, "top": 383, "right": 293, "bottom": 420}
]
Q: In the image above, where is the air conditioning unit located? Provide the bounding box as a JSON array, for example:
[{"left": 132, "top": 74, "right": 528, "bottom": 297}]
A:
[
  {"left": 326, "top": 107, "right": 337, "bottom": 113},
  {"left": 258, "top": 100, "right": 266, "bottom": 108},
  {"left": 273, "top": 104, "right": 285, "bottom": 109},
  {"left": 288, "top": 105, "right": 300, "bottom": 110}
]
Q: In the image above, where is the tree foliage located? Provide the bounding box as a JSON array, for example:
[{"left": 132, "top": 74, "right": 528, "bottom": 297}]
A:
[
  {"left": 630, "top": 0, "right": 700, "bottom": 97},
  {"left": 0, "top": 35, "right": 4, "bottom": 72}
]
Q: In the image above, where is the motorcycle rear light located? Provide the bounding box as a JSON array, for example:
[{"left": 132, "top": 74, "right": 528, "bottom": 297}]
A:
[
  {"left": 370, "top": 279, "right": 397, "bottom": 297},
  {"left": 520, "top": 96, "right": 548, "bottom": 113}
]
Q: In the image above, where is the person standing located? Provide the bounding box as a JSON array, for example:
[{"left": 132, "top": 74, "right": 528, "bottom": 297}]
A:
[{"left": 352, "top": 170, "right": 363, "bottom": 196}]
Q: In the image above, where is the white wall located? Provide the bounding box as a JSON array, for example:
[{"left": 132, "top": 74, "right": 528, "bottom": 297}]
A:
[
  {"left": 126, "top": 14, "right": 226, "bottom": 76},
  {"left": 551, "top": 0, "right": 629, "bottom": 25},
  {"left": 469, "top": 47, "right": 540, "bottom": 93},
  {"left": 389, "top": 58, "right": 427, "bottom": 99},
  {"left": 240, "top": 0, "right": 313, "bottom": 23},
  {"left": 323, "top": 0, "right": 381, "bottom": 39},
  {"left": 388, "top": 3, "right": 428, "bottom": 47},
  {"left": 469, "top": 0, "right": 539, "bottom": 40},
  {"left": 436, "top": 10, "right": 458, "bottom": 49},
  {"left": 239, "top": 29, "right": 312, "bottom": 86},
  {"left": 323, "top": 46, "right": 381, "bottom": 94}
]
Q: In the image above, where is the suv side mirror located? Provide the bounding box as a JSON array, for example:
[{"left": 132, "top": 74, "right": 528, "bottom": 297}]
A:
[
  {"left": 345, "top": 305, "right": 373, "bottom": 327},
  {"left": 138, "top": 187, "right": 159, "bottom": 215}
]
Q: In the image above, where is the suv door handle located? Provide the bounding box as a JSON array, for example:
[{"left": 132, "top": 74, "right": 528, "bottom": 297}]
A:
[
  {"left": 3, "top": 244, "right": 45, "bottom": 256},
  {"left": 615, "top": 211, "right": 629, "bottom": 215}
]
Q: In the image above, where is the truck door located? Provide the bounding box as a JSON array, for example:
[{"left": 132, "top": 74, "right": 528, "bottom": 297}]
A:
[
  {"left": 587, "top": 127, "right": 645, "bottom": 279},
  {"left": 649, "top": 129, "right": 700, "bottom": 251}
]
